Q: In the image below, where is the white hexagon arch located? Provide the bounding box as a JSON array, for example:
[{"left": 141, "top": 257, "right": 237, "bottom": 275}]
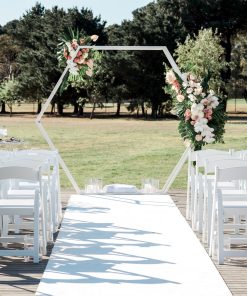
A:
[{"left": 35, "top": 46, "right": 190, "bottom": 194}]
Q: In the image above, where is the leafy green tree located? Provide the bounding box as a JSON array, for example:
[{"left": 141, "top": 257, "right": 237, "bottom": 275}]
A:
[
  {"left": 5, "top": 3, "right": 107, "bottom": 113},
  {"left": 229, "top": 32, "right": 247, "bottom": 100},
  {"left": 0, "top": 79, "right": 20, "bottom": 116},
  {"left": 0, "top": 34, "right": 21, "bottom": 113},
  {"left": 179, "top": 0, "right": 247, "bottom": 82},
  {"left": 175, "top": 28, "right": 228, "bottom": 93},
  {"left": 105, "top": 1, "right": 187, "bottom": 118}
]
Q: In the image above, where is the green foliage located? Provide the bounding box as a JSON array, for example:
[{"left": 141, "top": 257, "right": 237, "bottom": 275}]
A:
[
  {"left": 175, "top": 28, "right": 228, "bottom": 93},
  {"left": 228, "top": 32, "right": 247, "bottom": 98},
  {"left": 4, "top": 3, "right": 106, "bottom": 109},
  {"left": 0, "top": 34, "right": 20, "bottom": 82},
  {"left": 0, "top": 79, "right": 21, "bottom": 113}
]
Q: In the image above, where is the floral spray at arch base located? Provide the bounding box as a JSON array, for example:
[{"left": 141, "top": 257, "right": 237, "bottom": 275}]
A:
[{"left": 165, "top": 69, "right": 227, "bottom": 151}]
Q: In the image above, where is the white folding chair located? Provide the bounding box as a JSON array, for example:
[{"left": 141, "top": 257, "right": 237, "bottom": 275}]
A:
[
  {"left": 202, "top": 157, "right": 243, "bottom": 246},
  {"left": 187, "top": 149, "right": 230, "bottom": 231},
  {"left": 0, "top": 165, "right": 46, "bottom": 263},
  {"left": 15, "top": 149, "right": 62, "bottom": 232},
  {"left": 210, "top": 165, "right": 247, "bottom": 264},
  {"left": 0, "top": 157, "right": 53, "bottom": 243}
]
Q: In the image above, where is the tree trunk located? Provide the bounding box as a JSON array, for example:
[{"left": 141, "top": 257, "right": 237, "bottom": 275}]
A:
[
  {"left": 1, "top": 102, "right": 6, "bottom": 114},
  {"left": 220, "top": 30, "right": 232, "bottom": 111},
  {"left": 141, "top": 102, "right": 145, "bottom": 117},
  {"left": 90, "top": 102, "right": 96, "bottom": 120},
  {"left": 158, "top": 105, "right": 164, "bottom": 117},
  {"left": 57, "top": 103, "right": 63, "bottom": 116},
  {"left": 50, "top": 102, "right": 55, "bottom": 115},
  {"left": 115, "top": 101, "right": 121, "bottom": 117},
  {"left": 37, "top": 101, "right": 42, "bottom": 114},
  {"left": 151, "top": 105, "right": 158, "bottom": 118},
  {"left": 73, "top": 103, "right": 79, "bottom": 114},
  {"left": 136, "top": 107, "right": 139, "bottom": 118},
  {"left": 78, "top": 106, "right": 84, "bottom": 117},
  {"left": 9, "top": 105, "right": 12, "bottom": 117}
]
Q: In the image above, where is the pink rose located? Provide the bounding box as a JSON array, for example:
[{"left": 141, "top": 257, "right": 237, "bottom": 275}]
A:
[
  {"left": 82, "top": 48, "right": 90, "bottom": 53},
  {"left": 201, "top": 98, "right": 209, "bottom": 105},
  {"left": 86, "top": 59, "right": 94, "bottom": 69},
  {"left": 74, "top": 56, "right": 85, "bottom": 64},
  {"left": 71, "top": 39, "right": 78, "bottom": 49},
  {"left": 86, "top": 68, "right": 93, "bottom": 77},
  {"left": 195, "top": 134, "right": 203, "bottom": 141},
  {"left": 184, "top": 109, "right": 191, "bottom": 121},
  {"left": 204, "top": 108, "right": 213, "bottom": 120},
  {"left": 172, "top": 80, "right": 180, "bottom": 93}
]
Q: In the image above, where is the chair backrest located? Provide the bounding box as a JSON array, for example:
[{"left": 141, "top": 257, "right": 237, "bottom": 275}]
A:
[
  {"left": 0, "top": 150, "right": 13, "bottom": 161},
  {"left": 14, "top": 150, "right": 59, "bottom": 172},
  {"left": 195, "top": 150, "right": 231, "bottom": 168},
  {"left": 189, "top": 149, "right": 230, "bottom": 162},
  {"left": 204, "top": 157, "right": 244, "bottom": 174},
  {"left": 232, "top": 150, "right": 247, "bottom": 160},
  {"left": 0, "top": 165, "right": 40, "bottom": 182},
  {"left": 215, "top": 165, "right": 247, "bottom": 183}
]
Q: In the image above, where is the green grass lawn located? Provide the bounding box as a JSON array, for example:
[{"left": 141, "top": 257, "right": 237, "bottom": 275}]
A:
[{"left": 1, "top": 115, "right": 246, "bottom": 190}]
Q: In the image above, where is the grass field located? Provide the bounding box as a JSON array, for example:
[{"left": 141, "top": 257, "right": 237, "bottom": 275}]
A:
[{"left": 0, "top": 114, "right": 246, "bottom": 191}]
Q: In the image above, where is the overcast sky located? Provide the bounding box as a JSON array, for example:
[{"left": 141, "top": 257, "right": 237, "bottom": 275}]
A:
[{"left": 0, "top": 0, "right": 154, "bottom": 26}]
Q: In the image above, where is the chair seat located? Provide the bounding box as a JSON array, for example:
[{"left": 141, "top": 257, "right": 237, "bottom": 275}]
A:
[
  {"left": 7, "top": 189, "right": 35, "bottom": 198},
  {"left": 221, "top": 189, "right": 247, "bottom": 199},
  {"left": 223, "top": 200, "right": 247, "bottom": 208},
  {"left": 0, "top": 199, "right": 34, "bottom": 215}
]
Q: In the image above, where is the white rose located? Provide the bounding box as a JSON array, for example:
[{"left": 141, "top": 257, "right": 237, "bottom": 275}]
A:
[
  {"left": 186, "top": 87, "right": 193, "bottom": 94},
  {"left": 188, "top": 94, "right": 196, "bottom": 102},
  {"left": 191, "top": 103, "right": 198, "bottom": 112},
  {"left": 189, "top": 80, "right": 196, "bottom": 88},
  {"left": 196, "top": 103, "right": 204, "bottom": 111},
  {"left": 182, "top": 81, "right": 188, "bottom": 88},
  {"left": 177, "top": 94, "right": 185, "bottom": 102},
  {"left": 194, "top": 86, "right": 203, "bottom": 96},
  {"left": 203, "top": 137, "right": 215, "bottom": 144},
  {"left": 166, "top": 70, "right": 176, "bottom": 84}
]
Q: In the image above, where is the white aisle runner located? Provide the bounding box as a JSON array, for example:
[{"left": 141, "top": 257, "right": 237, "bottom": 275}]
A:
[{"left": 36, "top": 194, "right": 232, "bottom": 296}]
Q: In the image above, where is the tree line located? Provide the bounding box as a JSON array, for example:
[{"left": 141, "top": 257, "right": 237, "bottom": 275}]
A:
[{"left": 0, "top": 0, "right": 246, "bottom": 118}]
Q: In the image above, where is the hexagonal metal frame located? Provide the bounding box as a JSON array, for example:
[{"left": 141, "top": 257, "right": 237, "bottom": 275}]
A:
[{"left": 35, "top": 46, "right": 188, "bottom": 194}]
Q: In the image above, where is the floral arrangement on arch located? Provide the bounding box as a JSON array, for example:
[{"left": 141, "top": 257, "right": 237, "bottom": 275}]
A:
[
  {"left": 165, "top": 69, "right": 226, "bottom": 150},
  {"left": 57, "top": 29, "right": 98, "bottom": 78}
]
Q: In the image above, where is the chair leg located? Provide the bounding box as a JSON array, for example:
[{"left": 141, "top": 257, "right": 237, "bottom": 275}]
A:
[
  {"left": 217, "top": 192, "right": 225, "bottom": 264},
  {"left": 2, "top": 215, "right": 9, "bottom": 236},
  {"left": 209, "top": 192, "right": 217, "bottom": 257},
  {"left": 33, "top": 191, "right": 40, "bottom": 263}
]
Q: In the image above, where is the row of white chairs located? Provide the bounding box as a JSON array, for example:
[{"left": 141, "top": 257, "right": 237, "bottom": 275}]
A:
[
  {"left": 186, "top": 148, "right": 247, "bottom": 264},
  {"left": 0, "top": 149, "right": 62, "bottom": 263}
]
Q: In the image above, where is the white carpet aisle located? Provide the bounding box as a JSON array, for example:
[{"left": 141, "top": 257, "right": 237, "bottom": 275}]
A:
[{"left": 36, "top": 194, "right": 232, "bottom": 296}]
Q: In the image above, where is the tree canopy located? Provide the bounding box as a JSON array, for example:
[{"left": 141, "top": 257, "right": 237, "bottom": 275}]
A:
[{"left": 0, "top": 0, "right": 246, "bottom": 117}]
